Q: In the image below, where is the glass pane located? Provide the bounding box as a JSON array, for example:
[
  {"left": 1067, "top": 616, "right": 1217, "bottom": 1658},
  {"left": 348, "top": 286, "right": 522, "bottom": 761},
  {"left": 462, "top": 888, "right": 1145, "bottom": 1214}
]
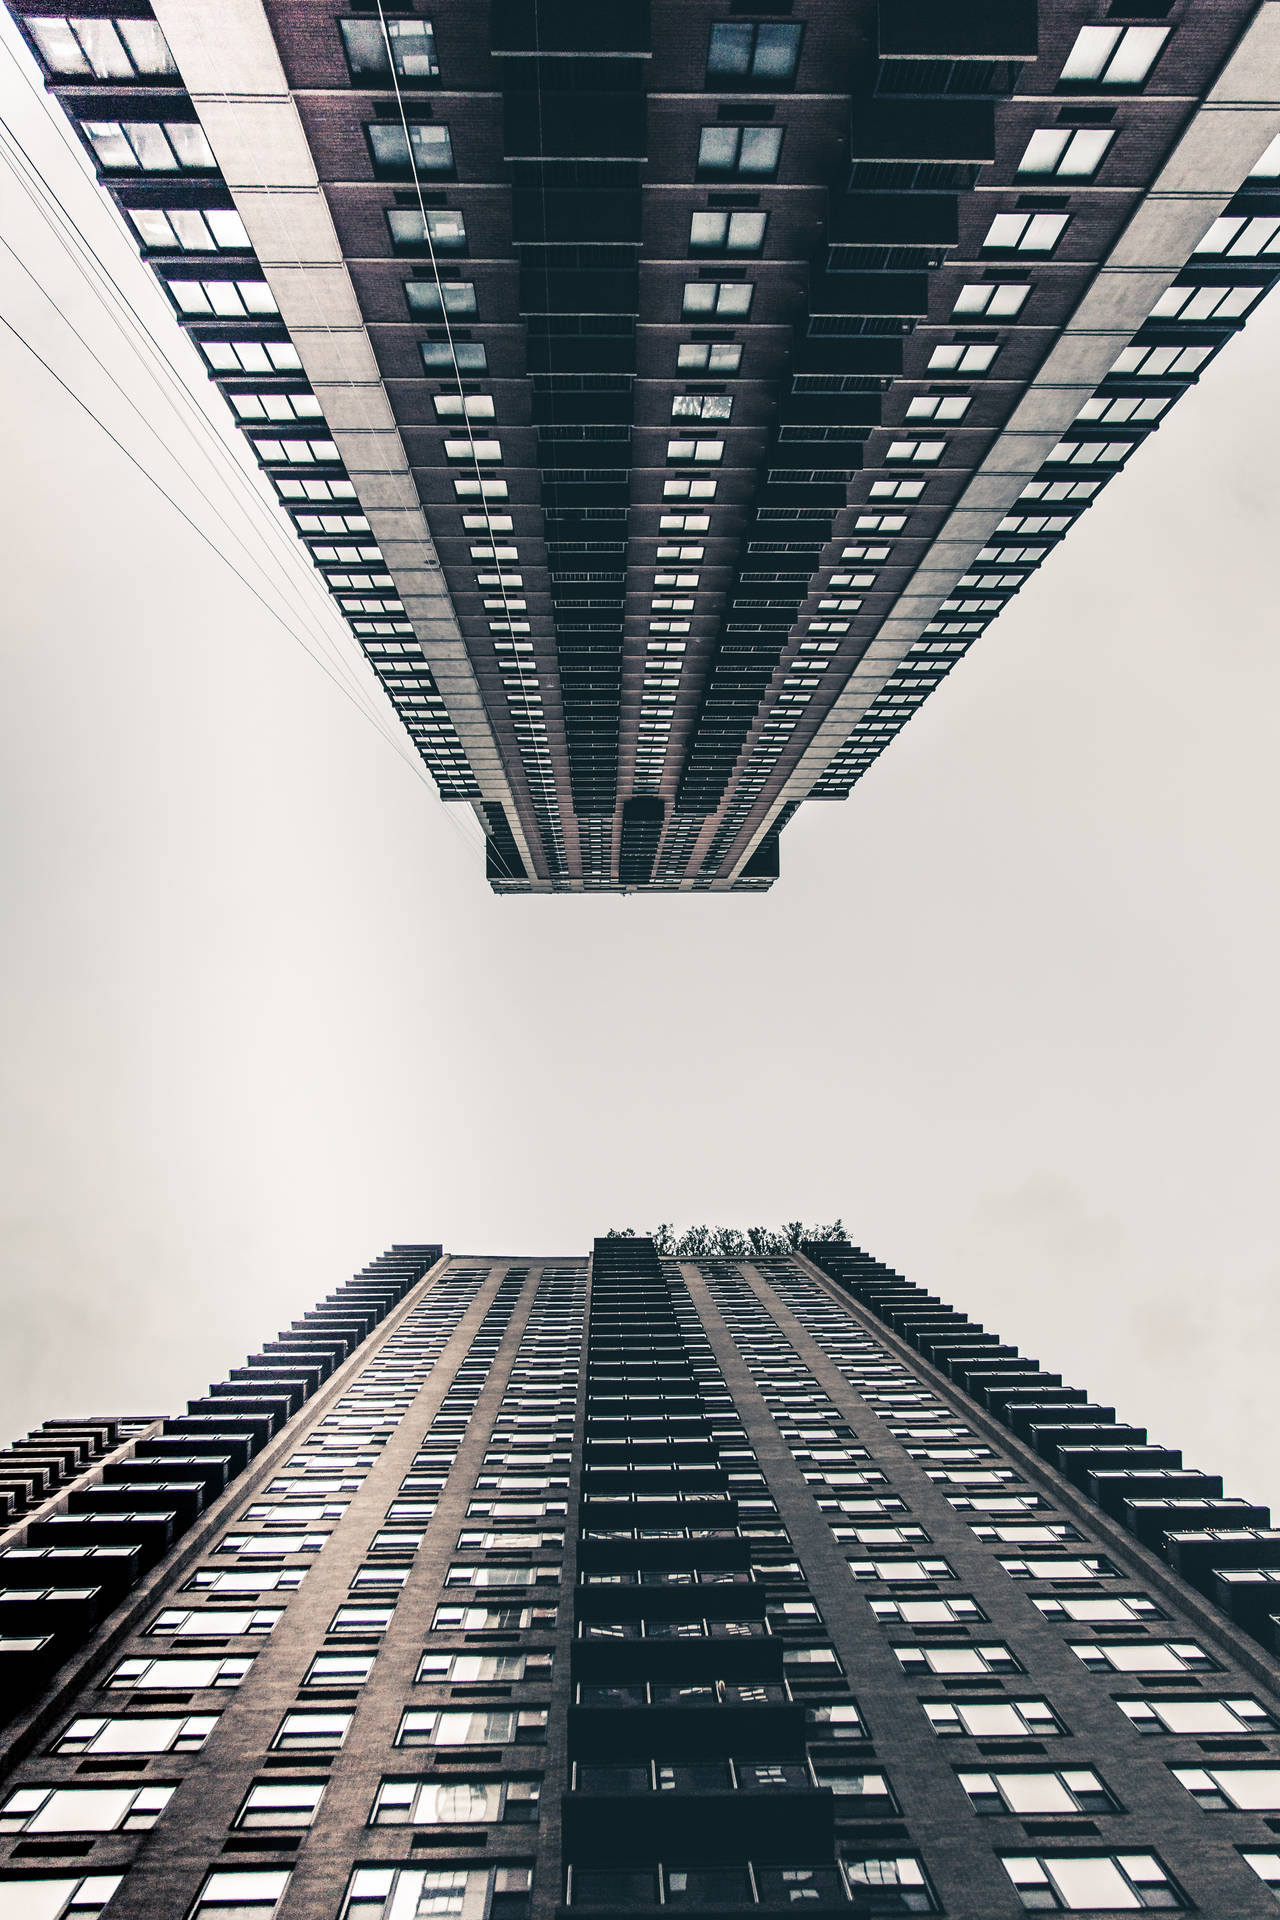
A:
[
  {"left": 753, "top": 24, "right": 802, "bottom": 78},
  {"left": 1045, "top": 1857, "right": 1140, "bottom": 1909},
  {"left": 117, "top": 19, "right": 177, "bottom": 73},
  {"left": 72, "top": 17, "right": 133, "bottom": 77},
  {"left": 26, "top": 19, "right": 91, "bottom": 75},
  {"left": 707, "top": 23, "right": 753, "bottom": 78}
]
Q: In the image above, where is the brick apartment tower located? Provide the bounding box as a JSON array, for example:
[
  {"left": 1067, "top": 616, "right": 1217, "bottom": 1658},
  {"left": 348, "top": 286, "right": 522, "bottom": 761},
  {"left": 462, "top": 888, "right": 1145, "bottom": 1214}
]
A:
[{"left": 2, "top": 1237, "right": 1280, "bottom": 1917}]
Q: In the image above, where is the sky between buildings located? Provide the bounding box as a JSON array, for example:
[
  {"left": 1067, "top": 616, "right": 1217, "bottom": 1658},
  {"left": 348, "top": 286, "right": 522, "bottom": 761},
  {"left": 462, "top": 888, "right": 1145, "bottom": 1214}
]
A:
[{"left": 1, "top": 16, "right": 1278, "bottom": 1507}]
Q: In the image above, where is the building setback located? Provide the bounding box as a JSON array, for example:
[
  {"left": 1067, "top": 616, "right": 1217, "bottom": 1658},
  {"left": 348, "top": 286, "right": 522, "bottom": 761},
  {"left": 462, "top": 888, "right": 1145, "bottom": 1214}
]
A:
[
  {"left": 9, "top": 0, "right": 1280, "bottom": 890},
  {"left": 2, "top": 1235, "right": 1280, "bottom": 1916}
]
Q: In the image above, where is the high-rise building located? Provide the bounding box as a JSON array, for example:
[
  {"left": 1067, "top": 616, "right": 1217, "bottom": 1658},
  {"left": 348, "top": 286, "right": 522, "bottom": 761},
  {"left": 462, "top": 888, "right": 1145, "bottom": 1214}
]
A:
[
  {"left": 8, "top": 1, "right": 1280, "bottom": 890},
  {"left": 2, "top": 1234, "right": 1280, "bottom": 1918}
]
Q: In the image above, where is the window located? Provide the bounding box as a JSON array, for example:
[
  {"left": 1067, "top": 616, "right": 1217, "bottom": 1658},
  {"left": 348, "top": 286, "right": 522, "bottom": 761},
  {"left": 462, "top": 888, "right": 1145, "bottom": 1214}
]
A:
[
  {"left": 199, "top": 340, "right": 301, "bottom": 375},
  {"left": 0, "top": 1786, "right": 175, "bottom": 1834},
  {"left": 1194, "top": 215, "right": 1280, "bottom": 259},
  {"left": 417, "top": 1652, "right": 547, "bottom": 1683},
  {"left": 683, "top": 282, "right": 754, "bottom": 318},
  {"left": 672, "top": 395, "right": 733, "bottom": 421},
  {"left": 850, "top": 1559, "right": 954, "bottom": 1582},
  {"left": 24, "top": 14, "right": 175, "bottom": 76},
  {"left": 958, "top": 1770, "right": 1117, "bottom": 1817},
  {"left": 328, "top": 1605, "right": 395, "bottom": 1635},
  {"left": 396, "top": 1708, "right": 547, "bottom": 1747},
  {"left": 52, "top": 1714, "right": 216, "bottom": 1756},
  {"left": 1148, "top": 282, "right": 1261, "bottom": 323},
  {"left": 1001, "top": 1853, "right": 1184, "bottom": 1911},
  {"left": 805, "top": 1702, "right": 866, "bottom": 1739},
  {"left": 895, "top": 1643, "right": 1020, "bottom": 1677},
  {"left": 370, "top": 1779, "right": 539, "bottom": 1825},
  {"left": 271, "top": 1711, "right": 352, "bottom": 1751},
  {"left": 1071, "top": 1641, "right": 1214, "bottom": 1675},
  {"left": 870, "top": 1598, "right": 984, "bottom": 1625},
  {"left": 982, "top": 213, "right": 1069, "bottom": 254},
  {"left": 928, "top": 343, "right": 998, "bottom": 373},
  {"left": 1060, "top": 26, "right": 1168, "bottom": 88},
  {"left": 421, "top": 342, "right": 487, "bottom": 373},
  {"left": 148, "top": 1606, "right": 284, "bottom": 1637},
  {"left": 1017, "top": 129, "right": 1114, "bottom": 179},
  {"left": 1109, "top": 343, "right": 1211, "bottom": 380},
  {"left": 106, "top": 1656, "right": 251, "bottom": 1690},
  {"left": 706, "top": 21, "right": 803, "bottom": 85},
  {"left": 431, "top": 1605, "right": 555, "bottom": 1630},
  {"left": 81, "top": 119, "right": 214, "bottom": 170},
  {"left": 304, "top": 1652, "right": 374, "bottom": 1686},
  {"left": 1045, "top": 438, "right": 1131, "bottom": 466},
  {"left": 339, "top": 18, "right": 438, "bottom": 80},
  {"left": 667, "top": 439, "right": 725, "bottom": 464},
  {"left": 387, "top": 207, "right": 467, "bottom": 251},
  {"left": 0, "top": 1877, "right": 122, "bottom": 1918},
  {"left": 953, "top": 282, "right": 1028, "bottom": 319},
  {"left": 434, "top": 393, "right": 495, "bottom": 419},
  {"left": 842, "top": 1856, "right": 938, "bottom": 1915},
  {"left": 678, "top": 343, "right": 742, "bottom": 373},
  {"left": 697, "top": 126, "right": 783, "bottom": 178},
  {"left": 925, "top": 1700, "right": 1064, "bottom": 1739},
  {"left": 368, "top": 105, "right": 454, "bottom": 170},
  {"left": 690, "top": 211, "right": 767, "bottom": 255},
  {"left": 131, "top": 208, "right": 250, "bottom": 251},
  {"left": 405, "top": 280, "right": 477, "bottom": 319},
  {"left": 1033, "top": 1595, "right": 1164, "bottom": 1625},
  {"left": 341, "top": 1866, "right": 531, "bottom": 1920},
  {"left": 235, "top": 1782, "right": 325, "bottom": 1829},
  {"left": 188, "top": 1871, "right": 291, "bottom": 1919},
  {"left": 1172, "top": 1766, "right": 1280, "bottom": 1811},
  {"left": 905, "top": 396, "right": 969, "bottom": 422},
  {"left": 885, "top": 439, "right": 945, "bottom": 464},
  {"left": 1118, "top": 1696, "right": 1274, "bottom": 1736},
  {"left": 1243, "top": 1854, "right": 1280, "bottom": 1899}
]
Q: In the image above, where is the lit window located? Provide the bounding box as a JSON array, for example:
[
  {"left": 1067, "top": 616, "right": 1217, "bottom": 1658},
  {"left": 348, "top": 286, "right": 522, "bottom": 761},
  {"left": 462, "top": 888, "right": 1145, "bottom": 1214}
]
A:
[
  {"left": 339, "top": 18, "right": 437, "bottom": 80},
  {"left": 233, "top": 1782, "right": 324, "bottom": 1830},
  {"left": 81, "top": 119, "right": 214, "bottom": 170},
  {"left": 1017, "top": 128, "right": 1114, "bottom": 178},
  {"left": 697, "top": 125, "right": 783, "bottom": 178},
  {"left": 147, "top": 1607, "right": 283, "bottom": 1637},
  {"left": 925, "top": 1700, "right": 1064, "bottom": 1739},
  {"left": 387, "top": 207, "right": 467, "bottom": 251},
  {"left": 1060, "top": 25, "right": 1168, "bottom": 87},
  {"left": 870, "top": 1598, "right": 984, "bottom": 1625},
  {"left": 678, "top": 343, "right": 742, "bottom": 372},
  {"left": 303, "top": 1653, "right": 373, "bottom": 1686},
  {"left": 368, "top": 122, "right": 454, "bottom": 175},
  {"left": 370, "top": 1779, "right": 539, "bottom": 1825},
  {"left": 663, "top": 479, "right": 718, "bottom": 500},
  {"left": 1244, "top": 1856, "right": 1280, "bottom": 1901},
  {"left": 53, "top": 1714, "right": 217, "bottom": 1756},
  {"left": 0, "top": 1877, "right": 122, "bottom": 1918},
  {"left": 1046, "top": 438, "right": 1131, "bottom": 465},
  {"left": 25, "top": 14, "right": 176, "bottom": 77},
  {"left": 188, "top": 1870, "right": 291, "bottom": 1919},
  {"left": 131, "top": 207, "right": 250, "bottom": 251},
  {"left": 683, "top": 281, "right": 754, "bottom": 318},
  {"left": 690, "top": 210, "right": 768, "bottom": 254},
  {"left": 706, "top": 21, "right": 803, "bottom": 85},
  {"left": 1001, "top": 1853, "right": 1184, "bottom": 1912},
  {"left": 1172, "top": 1766, "right": 1280, "bottom": 1811},
  {"left": 982, "top": 212, "right": 1069, "bottom": 254},
  {"left": 0, "top": 1785, "right": 175, "bottom": 1834},
  {"left": 444, "top": 437, "right": 502, "bottom": 462},
  {"left": 229, "top": 392, "right": 323, "bottom": 423},
  {"left": 869, "top": 479, "right": 925, "bottom": 500},
  {"left": 405, "top": 279, "right": 477, "bottom": 317},
  {"left": 928, "top": 342, "right": 998, "bottom": 372}
]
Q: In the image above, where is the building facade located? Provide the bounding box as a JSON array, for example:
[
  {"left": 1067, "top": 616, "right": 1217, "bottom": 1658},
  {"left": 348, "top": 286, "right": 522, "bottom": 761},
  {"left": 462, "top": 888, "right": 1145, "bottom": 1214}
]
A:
[
  {"left": 9, "top": 0, "right": 1280, "bottom": 890},
  {"left": 2, "top": 1235, "right": 1280, "bottom": 1917}
]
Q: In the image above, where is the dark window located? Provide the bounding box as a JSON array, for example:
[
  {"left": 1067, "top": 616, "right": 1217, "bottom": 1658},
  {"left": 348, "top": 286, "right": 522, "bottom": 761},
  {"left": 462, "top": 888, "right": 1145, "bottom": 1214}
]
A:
[{"left": 706, "top": 21, "right": 803, "bottom": 86}]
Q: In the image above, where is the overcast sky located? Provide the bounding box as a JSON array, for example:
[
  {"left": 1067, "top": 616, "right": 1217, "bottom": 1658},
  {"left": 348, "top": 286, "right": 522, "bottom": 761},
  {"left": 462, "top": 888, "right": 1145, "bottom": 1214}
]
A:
[{"left": 2, "top": 21, "right": 1278, "bottom": 1512}]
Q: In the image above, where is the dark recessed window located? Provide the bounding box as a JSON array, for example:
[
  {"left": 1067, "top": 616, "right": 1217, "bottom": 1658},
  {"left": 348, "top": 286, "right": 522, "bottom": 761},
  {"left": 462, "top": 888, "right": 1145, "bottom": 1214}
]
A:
[
  {"left": 368, "top": 122, "right": 453, "bottom": 177},
  {"left": 405, "top": 279, "right": 477, "bottom": 317},
  {"left": 339, "top": 17, "right": 438, "bottom": 81}
]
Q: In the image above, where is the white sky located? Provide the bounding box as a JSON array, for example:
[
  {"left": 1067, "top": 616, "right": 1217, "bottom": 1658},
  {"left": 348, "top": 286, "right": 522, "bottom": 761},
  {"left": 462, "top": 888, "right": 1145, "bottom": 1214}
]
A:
[{"left": 1, "top": 19, "right": 1278, "bottom": 1510}]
